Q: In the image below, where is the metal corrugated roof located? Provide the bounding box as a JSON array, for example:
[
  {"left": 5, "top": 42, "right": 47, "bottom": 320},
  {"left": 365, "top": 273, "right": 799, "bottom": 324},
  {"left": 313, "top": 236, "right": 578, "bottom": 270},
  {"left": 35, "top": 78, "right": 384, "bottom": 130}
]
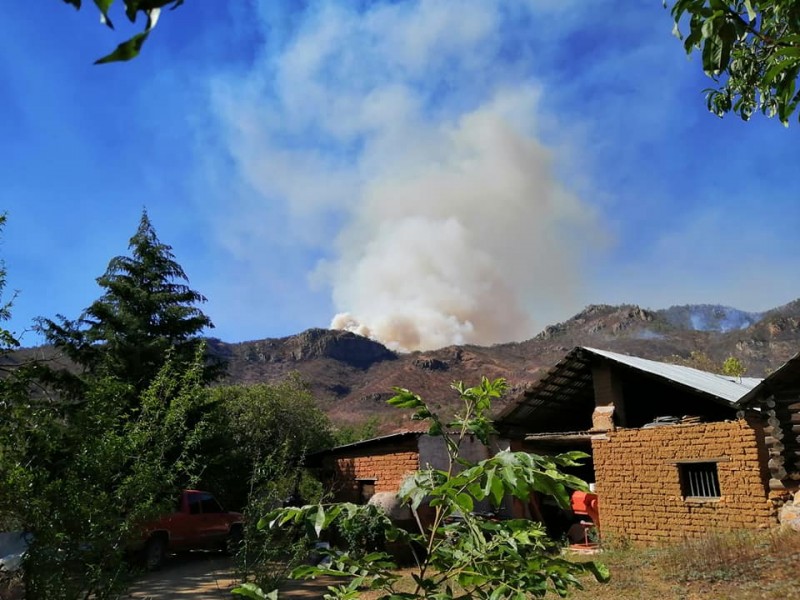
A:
[
  {"left": 584, "top": 347, "right": 762, "bottom": 404},
  {"left": 497, "top": 346, "right": 763, "bottom": 429},
  {"left": 736, "top": 350, "right": 800, "bottom": 407}
]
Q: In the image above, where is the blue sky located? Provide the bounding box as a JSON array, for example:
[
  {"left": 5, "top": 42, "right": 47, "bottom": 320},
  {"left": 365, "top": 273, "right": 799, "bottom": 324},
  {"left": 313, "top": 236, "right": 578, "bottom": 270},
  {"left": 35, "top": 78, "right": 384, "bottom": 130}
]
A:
[{"left": 2, "top": 0, "right": 798, "bottom": 350}]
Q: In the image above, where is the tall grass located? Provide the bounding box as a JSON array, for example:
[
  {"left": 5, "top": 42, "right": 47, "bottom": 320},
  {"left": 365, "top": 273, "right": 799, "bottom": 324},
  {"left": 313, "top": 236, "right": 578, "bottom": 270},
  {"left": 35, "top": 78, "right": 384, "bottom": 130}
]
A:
[
  {"left": 570, "top": 527, "right": 800, "bottom": 599},
  {"left": 660, "top": 528, "right": 800, "bottom": 583}
]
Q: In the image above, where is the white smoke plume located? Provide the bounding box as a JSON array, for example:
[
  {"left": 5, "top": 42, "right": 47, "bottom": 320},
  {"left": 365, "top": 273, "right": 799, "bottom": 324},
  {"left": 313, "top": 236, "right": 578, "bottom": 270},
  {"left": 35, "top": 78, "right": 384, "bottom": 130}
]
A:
[{"left": 209, "top": 0, "right": 599, "bottom": 351}]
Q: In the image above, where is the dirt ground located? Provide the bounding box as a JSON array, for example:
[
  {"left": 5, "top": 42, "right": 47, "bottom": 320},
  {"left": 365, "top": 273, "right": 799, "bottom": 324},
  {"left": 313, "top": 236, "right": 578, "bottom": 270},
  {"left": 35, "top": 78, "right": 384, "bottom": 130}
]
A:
[
  {"left": 115, "top": 544, "right": 800, "bottom": 600},
  {"left": 125, "top": 553, "right": 337, "bottom": 599},
  {"left": 126, "top": 553, "right": 237, "bottom": 599}
]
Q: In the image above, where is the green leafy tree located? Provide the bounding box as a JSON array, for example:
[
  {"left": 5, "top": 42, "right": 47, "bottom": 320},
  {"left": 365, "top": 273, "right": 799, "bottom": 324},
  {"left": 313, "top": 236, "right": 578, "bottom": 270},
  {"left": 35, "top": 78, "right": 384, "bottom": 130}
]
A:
[
  {"left": 0, "top": 214, "right": 221, "bottom": 598},
  {"left": 235, "top": 377, "right": 609, "bottom": 600},
  {"left": 202, "top": 375, "right": 333, "bottom": 512},
  {"left": 667, "top": 0, "right": 800, "bottom": 124},
  {"left": 37, "top": 210, "right": 219, "bottom": 400},
  {"left": 332, "top": 415, "right": 382, "bottom": 446},
  {"left": 198, "top": 376, "right": 332, "bottom": 593},
  {"left": 0, "top": 215, "right": 20, "bottom": 355},
  {"left": 722, "top": 355, "right": 747, "bottom": 380},
  {"left": 59, "top": 0, "right": 186, "bottom": 64},
  {"left": 0, "top": 348, "right": 213, "bottom": 599}
]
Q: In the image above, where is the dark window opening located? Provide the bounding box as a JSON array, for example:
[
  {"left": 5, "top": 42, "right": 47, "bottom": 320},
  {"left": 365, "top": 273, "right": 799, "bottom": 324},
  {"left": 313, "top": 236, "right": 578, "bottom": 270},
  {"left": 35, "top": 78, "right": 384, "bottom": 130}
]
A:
[
  {"left": 359, "top": 480, "right": 376, "bottom": 505},
  {"left": 679, "top": 462, "right": 721, "bottom": 499}
]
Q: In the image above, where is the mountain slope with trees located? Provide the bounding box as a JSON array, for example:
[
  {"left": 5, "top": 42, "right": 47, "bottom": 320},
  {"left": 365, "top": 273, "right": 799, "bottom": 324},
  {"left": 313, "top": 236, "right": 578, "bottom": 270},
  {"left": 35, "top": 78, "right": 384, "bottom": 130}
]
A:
[
  {"left": 17, "top": 298, "right": 800, "bottom": 432},
  {"left": 205, "top": 299, "right": 800, "bottom": 430}
]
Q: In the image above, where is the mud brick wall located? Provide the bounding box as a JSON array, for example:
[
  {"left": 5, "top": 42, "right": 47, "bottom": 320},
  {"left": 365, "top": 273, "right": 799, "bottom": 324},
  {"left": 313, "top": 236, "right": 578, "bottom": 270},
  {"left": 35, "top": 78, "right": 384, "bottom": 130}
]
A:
[
  {"left": 325, "top": 439, "right": 420, "bottom": 503},
  {"left": 592, "top": 420, "right": 774, "bottom": 544}
]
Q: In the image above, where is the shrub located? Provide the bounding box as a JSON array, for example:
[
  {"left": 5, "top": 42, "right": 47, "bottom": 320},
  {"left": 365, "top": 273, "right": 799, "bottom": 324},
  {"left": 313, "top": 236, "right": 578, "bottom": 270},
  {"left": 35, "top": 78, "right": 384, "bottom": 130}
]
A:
[{"left": 234, "top": 377, "right": 609, "bottom": 599}]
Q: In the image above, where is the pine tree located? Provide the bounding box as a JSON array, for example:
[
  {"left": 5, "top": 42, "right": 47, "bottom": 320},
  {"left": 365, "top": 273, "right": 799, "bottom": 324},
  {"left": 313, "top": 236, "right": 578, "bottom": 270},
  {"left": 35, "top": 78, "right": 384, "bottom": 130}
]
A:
[{"left": 38, "top": 210, "right": 220, "bottom": 395}]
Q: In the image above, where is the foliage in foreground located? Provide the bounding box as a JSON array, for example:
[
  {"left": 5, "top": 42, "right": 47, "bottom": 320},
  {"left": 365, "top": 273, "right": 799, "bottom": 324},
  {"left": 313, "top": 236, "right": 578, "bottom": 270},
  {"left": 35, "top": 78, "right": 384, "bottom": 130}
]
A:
[
  {"left": 0, "top": 349, "right": 212, "bottom": 599},
  {"left": 668, "top": 0, "right": 800, "bottom": 124},
  {"left": 59, "top": 0, "right": 186, "bottom": 64},
  {"left": 235, "top": 377, "right": 609, "bottom": 599}
]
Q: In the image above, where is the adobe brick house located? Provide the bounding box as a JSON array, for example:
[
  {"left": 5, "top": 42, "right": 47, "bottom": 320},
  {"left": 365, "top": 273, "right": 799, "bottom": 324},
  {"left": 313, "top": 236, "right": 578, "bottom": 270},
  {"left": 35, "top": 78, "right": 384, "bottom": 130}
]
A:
[
  {"left": 307, "top": 431, "right": 422, "bottom": 505},
  {"left": 497, "top": 347, "right": 777, "bottom": 544},
  {"left": 307, "top": 429, "right": 501, "bottom": 506}
]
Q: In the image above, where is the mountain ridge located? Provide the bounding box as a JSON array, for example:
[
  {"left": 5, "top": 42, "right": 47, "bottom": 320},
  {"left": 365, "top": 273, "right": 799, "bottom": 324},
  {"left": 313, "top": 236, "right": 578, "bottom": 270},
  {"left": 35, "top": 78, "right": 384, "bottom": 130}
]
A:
[
  {"left": 15, "top": 300, "right": 800, "bottom": 432},
  {"left": 208, "top": 299, "right": 800, "bottom": 430}
]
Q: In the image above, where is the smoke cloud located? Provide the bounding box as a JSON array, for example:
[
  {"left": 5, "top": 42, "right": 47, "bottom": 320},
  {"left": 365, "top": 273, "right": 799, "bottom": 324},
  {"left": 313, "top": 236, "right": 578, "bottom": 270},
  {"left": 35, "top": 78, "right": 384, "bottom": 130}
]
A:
[{"left": 209, "top": 0, "right": 600, "bottom": 351}]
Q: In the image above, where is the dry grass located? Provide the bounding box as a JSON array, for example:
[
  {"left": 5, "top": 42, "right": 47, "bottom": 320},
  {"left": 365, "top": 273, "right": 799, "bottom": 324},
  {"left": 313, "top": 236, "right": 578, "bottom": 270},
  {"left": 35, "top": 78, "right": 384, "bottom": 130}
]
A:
[
  {"left": 279, "top": 529, "right": 800, "bottom": 599},
  {"left": 570, "top": 528, "right": 800, "bottom": 600}
]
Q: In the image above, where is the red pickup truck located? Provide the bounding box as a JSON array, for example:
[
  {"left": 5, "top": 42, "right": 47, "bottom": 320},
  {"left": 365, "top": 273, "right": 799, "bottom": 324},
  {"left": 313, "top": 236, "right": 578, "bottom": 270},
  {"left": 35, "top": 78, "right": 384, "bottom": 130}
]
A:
[{"left": 137, "top": 490, "right": 243, "bottom": 570}]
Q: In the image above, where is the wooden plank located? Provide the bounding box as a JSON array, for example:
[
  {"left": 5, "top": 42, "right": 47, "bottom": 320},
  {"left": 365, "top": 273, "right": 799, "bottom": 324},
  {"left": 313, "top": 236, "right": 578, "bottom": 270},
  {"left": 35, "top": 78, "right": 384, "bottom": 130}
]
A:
[
  {"left": 771, "top": 466, "right": 788, "bottom": 480},
  {"left": 766, "top": 426, "right": 785, "bottom": 440},
  {"left": 765, "top": 437, "right": 786, "bottom": 452},
  {"left": 769, "top": 455, "right": 785, "bottom": 468},
  {"left": 769, "top": 478, "right": 787, "bottom": 491}
]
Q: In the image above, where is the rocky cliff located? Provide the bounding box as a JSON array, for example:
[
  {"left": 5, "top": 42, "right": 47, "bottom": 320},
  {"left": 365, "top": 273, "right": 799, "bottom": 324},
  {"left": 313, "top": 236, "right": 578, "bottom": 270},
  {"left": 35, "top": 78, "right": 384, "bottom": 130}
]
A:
[{"left": 206, "top": 300, "right": 800, "bottom": 430}]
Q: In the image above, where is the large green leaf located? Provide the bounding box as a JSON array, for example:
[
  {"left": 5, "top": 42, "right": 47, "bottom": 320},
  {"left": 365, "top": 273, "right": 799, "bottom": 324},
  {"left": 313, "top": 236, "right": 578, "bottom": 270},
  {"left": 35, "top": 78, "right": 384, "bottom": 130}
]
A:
[
  {"left": 387, "top": 389, "right": 424, "bottom": 409},
  {"left": 94, "top": 31, "right": 149, "bottom": 64},
  {"left": 231, "top": 583, "right": 278, "bottom": 599}
]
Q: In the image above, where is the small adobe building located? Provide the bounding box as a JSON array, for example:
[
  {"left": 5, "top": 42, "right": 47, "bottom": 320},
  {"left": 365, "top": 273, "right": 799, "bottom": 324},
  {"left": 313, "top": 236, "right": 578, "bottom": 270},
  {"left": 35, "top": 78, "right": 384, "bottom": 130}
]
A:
[
  {"left": 306, "top": 428, "right": 502, "bottom": 506},
  {"left": 497, "top": 347, "right": 776, "bottom": 544}
]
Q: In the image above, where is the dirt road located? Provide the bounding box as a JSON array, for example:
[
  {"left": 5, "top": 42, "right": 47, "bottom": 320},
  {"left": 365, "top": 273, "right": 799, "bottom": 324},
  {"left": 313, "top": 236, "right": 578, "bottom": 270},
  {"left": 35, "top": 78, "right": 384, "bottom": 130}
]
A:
[
  {"left": 126, "top": 553, "right": 337, "bottom": 599},
  {"left": 126, "top": 554, "right": 237, "bottom": 599}
]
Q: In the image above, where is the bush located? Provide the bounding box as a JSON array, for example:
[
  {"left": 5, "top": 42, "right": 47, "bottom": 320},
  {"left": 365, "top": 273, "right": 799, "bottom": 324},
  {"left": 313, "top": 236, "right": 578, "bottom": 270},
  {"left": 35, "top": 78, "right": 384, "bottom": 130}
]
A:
[
  {"left": 199, "top": 375, "right": 333, "bottom": 512},
  {"left": 335, "top": 504, "right": 389, "bottom": 558},
  {"left": 236, "top": 468, "right": 325, "bottom": 593},
  {"left": 235, "top": 377, "right": 609, "bottom": 600},
  {"left": 0, "top": 351, "right": 212, "bottom": 599}
]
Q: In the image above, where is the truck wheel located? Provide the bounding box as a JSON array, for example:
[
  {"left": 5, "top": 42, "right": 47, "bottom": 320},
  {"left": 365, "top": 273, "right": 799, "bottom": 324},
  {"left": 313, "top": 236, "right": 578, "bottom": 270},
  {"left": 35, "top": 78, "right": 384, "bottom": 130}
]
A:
[
  {"left": 225, "top": 525, "right": 244, "bottom": 555},
  {"left": 144, "top": 535, "right": 167, "bottom": 571}
]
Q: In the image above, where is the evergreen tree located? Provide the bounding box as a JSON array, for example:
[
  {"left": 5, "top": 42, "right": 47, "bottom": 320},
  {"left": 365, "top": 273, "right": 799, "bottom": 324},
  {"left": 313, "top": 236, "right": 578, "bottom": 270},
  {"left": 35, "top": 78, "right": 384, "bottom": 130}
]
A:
[{"left": 38, "top": 210, "right": 220, "bottom": 396}]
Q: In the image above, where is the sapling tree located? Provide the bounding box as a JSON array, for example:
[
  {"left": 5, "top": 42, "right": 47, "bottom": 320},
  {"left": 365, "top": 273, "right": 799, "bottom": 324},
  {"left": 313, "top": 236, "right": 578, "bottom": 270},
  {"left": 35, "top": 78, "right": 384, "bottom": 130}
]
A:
[
  {"left": 234, "top": 377, "right": 609, "bottom": 600},
  {"left": 722, "top": 356, "right": 747, "bottom": 380}
]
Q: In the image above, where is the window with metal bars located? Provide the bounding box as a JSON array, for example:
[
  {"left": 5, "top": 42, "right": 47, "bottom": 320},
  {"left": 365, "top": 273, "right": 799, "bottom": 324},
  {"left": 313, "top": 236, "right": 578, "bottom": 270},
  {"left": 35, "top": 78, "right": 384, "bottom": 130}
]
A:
[{"left": 679, "top": 462, "right": 721, "bottom": 499}]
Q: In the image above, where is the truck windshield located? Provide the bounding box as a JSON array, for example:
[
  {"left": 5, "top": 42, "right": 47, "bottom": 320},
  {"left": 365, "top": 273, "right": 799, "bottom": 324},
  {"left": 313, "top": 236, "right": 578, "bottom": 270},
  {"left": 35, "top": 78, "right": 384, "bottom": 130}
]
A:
[{"left": 200, "top": 493, "right": 224, "bottom": 514}]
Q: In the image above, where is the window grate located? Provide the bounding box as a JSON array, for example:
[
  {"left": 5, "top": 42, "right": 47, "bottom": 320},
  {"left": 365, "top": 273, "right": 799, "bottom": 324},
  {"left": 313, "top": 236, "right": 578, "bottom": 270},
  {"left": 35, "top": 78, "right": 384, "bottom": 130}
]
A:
[{"left": 679, "top": 462, "right": 721, "bottom": 498}]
